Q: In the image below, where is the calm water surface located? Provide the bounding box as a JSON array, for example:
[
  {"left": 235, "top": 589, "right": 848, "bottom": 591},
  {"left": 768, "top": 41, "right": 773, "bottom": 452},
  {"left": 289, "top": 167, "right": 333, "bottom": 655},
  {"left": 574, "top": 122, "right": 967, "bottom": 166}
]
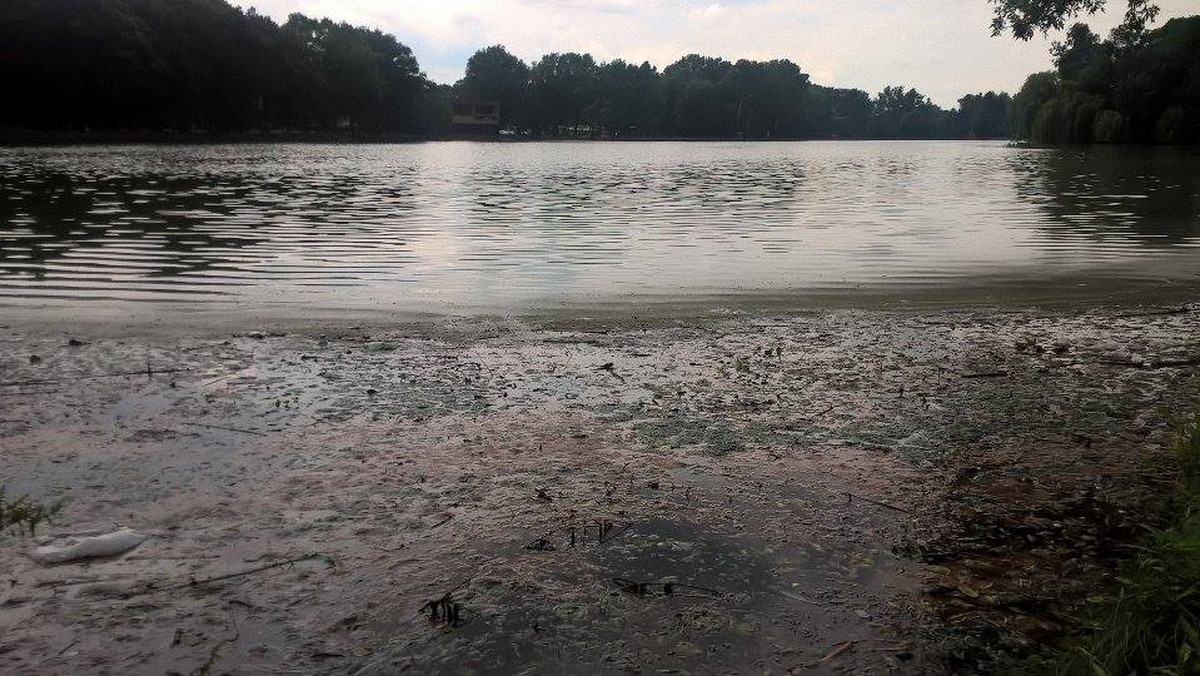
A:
[{"left": 1, "top": 141, "right": 1198, "bottom": 315}]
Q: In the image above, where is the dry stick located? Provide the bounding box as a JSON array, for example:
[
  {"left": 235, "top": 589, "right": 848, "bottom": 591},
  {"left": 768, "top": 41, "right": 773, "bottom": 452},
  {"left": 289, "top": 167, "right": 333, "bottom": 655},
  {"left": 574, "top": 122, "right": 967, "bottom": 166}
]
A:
[
  {"left": 1115, "top": 305, "right": 1196, "bottom": 318},
  {"left": 1088, "top": 357, "right": 1199, "bottom": 369},
  {"left": 961, "top": 371, "right": 1008, "bottom": 379},
  {"left": 0, "top": 367, "right": 189, "bottom": 387},
  {"left": 821, "top": 641, "right": 855, "bottom": 662},
  {"left": 179, "top": 422, "right": 266, "bottom": 436},
  {"left": 157, "top": 553, "right": 324, "bottom": 592},
  {"left": 846, "top": 491, "right": 911, "bottom": 514},
  {"left": 34, "top": 639, "right": 79, "bottom": 669},
  {"left": 778, "top": 590, "right": 821, "bottom": 606},
  {"left": 597, "top": 521, "right": 633, "bottom": 544},
  {"left": 196, "top": 615, "right": 239, "bottom": 676}
]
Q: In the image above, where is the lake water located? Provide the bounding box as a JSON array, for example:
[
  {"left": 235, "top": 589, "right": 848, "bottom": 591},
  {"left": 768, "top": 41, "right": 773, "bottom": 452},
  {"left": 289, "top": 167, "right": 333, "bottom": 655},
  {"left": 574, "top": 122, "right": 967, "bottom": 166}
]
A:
[{"left": 1, "top": 140, "right": 1198, "bottom": 317}]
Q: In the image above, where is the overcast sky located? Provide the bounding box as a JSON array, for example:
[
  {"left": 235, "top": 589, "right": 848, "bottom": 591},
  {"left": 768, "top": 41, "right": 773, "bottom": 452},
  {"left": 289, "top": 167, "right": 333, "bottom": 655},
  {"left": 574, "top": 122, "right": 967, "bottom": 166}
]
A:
[{"left": 231, "top": 0, "right": 1197, "bottom": 107}]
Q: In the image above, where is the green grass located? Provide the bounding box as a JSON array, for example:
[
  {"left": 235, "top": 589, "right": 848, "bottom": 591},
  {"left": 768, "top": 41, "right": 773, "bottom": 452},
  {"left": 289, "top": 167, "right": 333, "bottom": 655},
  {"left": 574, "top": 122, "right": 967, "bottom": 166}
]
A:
[
  {"left": 0, "top": 486, "right": 61, "bottom": 536},
  {"left": 1045, "top": 403, "right": 1200, "bottom": 675}
]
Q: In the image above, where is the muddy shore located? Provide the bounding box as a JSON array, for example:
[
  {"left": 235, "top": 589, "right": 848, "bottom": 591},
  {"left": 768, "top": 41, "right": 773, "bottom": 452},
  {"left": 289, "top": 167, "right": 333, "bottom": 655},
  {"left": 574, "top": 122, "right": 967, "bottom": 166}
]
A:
[{"left": 1, "top": 306, "right": 1197, "bottom": 674}]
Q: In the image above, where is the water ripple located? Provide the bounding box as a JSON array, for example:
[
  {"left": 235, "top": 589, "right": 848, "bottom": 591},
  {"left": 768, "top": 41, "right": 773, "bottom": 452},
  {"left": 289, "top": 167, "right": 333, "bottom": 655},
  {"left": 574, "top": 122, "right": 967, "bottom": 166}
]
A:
[{"left": 0, "top": 141, "right": 1198, "bottom": 311}]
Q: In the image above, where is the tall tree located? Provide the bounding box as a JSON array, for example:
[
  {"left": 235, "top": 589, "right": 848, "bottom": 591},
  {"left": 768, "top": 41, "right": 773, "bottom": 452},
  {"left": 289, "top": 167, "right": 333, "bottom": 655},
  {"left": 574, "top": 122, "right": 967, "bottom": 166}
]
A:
[
  {"left": 457, "top": 45, "right": 529, "bottom": 128},
  {"left": 0, "top": 0, "right": 438, "bottom": 134},
  {"left": 590, "top": 60, "right": 665, "bottom": 137},
  {"left": 1007, "top": 16, "right": 1199, "bottom": 144},
  {"left": 956, "top": 92, "right": 1013, "bottom": 138},
  {"left": 871, "top": 86, "right": 951, "bottom": 138},
  {"left": 527, "top": 53, "right": 598, "bottom": 135}
]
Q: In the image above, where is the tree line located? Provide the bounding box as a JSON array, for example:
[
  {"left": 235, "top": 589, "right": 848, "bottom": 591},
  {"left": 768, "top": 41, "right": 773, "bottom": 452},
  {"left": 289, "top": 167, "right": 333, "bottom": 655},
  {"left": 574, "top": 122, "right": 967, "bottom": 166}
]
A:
[
  {"left": 1, "top": 0, "right": 1194, "bottom": 143},
  {"left": 0, "top": 0, "right": 443, "bottom": 134},
  {"left": 1009, "top": 16, "right": 1200, "bottom": 144},
  {"left": 0, "top": 0, "right": 1009, "bottom": 140},
  {"left": 459, "top": 48, "right": 1013, "bottom": 139}
]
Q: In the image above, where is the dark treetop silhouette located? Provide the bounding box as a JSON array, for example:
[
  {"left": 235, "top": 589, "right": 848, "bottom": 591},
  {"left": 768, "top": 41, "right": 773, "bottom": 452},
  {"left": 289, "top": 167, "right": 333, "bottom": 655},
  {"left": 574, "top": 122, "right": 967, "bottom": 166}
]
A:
[
  {"left": 0, "top": 0, "right": 1194, "bottom": 142},
  {"left": 0, "top": 0, "right": 1007, "bottom": 140},
  {"left": 989, "top": 0, "right": 1199, "bottom": 143}
]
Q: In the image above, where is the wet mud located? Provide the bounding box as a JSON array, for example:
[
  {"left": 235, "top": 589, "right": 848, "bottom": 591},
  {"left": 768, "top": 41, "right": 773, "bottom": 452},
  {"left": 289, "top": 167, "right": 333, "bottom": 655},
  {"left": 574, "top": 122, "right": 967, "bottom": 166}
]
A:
[{"left": 0, "top": 307, "right": 1197, "bottom": 673}]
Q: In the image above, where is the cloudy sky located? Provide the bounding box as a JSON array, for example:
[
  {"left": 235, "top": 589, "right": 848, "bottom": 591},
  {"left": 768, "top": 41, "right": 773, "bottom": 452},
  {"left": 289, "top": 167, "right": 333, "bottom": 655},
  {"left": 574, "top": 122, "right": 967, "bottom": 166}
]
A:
[{"left": 231, "top": 0, "right": 1196, "bottom": 107}]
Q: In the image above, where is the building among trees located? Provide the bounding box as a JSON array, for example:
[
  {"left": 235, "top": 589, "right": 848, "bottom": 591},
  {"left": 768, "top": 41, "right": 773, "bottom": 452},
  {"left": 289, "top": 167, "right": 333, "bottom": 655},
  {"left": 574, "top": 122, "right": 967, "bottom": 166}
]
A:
[{"left": 450, "top": 100, "right": 501, "bottom": 135}]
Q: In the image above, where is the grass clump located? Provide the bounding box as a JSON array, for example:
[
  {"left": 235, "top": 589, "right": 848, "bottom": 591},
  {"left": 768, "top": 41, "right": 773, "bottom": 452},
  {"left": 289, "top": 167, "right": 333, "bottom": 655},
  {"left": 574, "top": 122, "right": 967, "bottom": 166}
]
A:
[
  {"left": 0, "top": 486, "right": 62, "bottom": 535},
  {"left": 1048, "top": 403, "right": 1200, "bottom": 675}
]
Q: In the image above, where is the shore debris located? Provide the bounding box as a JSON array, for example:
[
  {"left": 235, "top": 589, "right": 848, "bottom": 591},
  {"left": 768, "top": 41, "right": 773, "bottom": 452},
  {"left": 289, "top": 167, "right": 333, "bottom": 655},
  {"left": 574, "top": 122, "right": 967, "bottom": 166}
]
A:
[
  {"left": 180, "top": 422, "right": 267, "bottom": 436},
  {"left": 612, "top": 578, "right": 723, "bottom": 599},
  {"left": 30, "top": 528, "right": 147, "bottom": 564},
  {"left": 164, "top": 553, "right": 330, "bottom": 591},
  {"left": 525, "top": 537, "right": 556, "bottom": 551},
  {"left": 421, "top": 594, "right": 463, "bottom": 627},
  {"left": 0, "top": 367, "right": 188, "bottom": 387},
  {"left": 1, "top": 488, "right": 61, "bottom": 535},
  {"left": 846, "top": 492, "right": 910, "bottom": 514},
  {"left": 821, "top": 641, "right": 855, "bottom": 662}
]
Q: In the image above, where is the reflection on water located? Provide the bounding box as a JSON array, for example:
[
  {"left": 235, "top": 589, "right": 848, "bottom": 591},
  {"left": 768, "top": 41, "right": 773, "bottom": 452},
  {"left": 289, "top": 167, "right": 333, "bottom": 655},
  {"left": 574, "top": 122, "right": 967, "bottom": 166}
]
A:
[{"left": 0, "top": 141, "right": 1197, "bottom": 311}]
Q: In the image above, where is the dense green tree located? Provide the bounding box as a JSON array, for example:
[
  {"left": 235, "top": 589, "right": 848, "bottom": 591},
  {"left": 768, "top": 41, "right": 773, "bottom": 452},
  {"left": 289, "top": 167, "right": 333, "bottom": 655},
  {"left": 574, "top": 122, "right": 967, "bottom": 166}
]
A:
[
  {"left": 1054, "top": 23, "right": 1114, "bottom": 95},
  {"left": 1011, "top": 72, "right": 1063, "bottom": 139},
  {"left": 281, "top": 15, "right": 425, "bottom": 131},
  {"left": 871, "top": 86, "right": 954, "bottom": 138},
  {"left": 1008, "top": 17, "right": 1199, "bottom": 144},
  {"left": 456, "top": 45, "right": 529, "bottom": 129},
  {"left": 729, "top": 59, "right": 812, "bottom": 138},
  {"left": 0, "top": 0, "right": 439, "bottom": 134},
  {"left": 1, "top": 0, "right": 1043, "bottom": 141},
  {"left": 527, "top": 53, "right": 599, "bottom": 135},
  {"left": 1111, "top": 16, "right": 1200, "bottom": 142},
  {"left": 589, "top": 60, "right": 665, "bottom": 137},
  {"left": 957, "top": 92, "right": 1013, "bottom": 138},
  {"left": 809, "top": 87, "right": 874, "bottom": 137},
  {"left": 661, "top": 55, "right": 735, "bottom": 135}
]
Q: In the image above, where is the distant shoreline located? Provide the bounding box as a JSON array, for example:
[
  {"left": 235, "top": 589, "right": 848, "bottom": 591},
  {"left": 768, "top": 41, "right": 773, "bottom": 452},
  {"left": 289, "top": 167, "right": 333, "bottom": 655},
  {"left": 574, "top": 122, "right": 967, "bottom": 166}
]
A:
[{"left": 0, "top": 129, "right": 1012, "bottom": 147}]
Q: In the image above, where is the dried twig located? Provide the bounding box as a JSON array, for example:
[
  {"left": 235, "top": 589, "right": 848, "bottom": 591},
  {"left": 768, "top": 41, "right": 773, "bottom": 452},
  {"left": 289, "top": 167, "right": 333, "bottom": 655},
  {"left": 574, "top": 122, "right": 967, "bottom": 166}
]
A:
[
  {"left": 0, "top": 367, "right": 189, "bottom": 387},
  {"left": 1087, "top": 357, "right": 1198, "bottom": 369},
  {"left": 821, "top": 641, "right": 855, "bottom": 662},
  {"left": 179, "top": 422, "right": 266, "bottom": 436},
  {"left": 196, "top": 615, "right": 239, "bottom": 675},
  {"left": 148, "top": 553, "right": 326, "bottom": 593},
  {"left": 847, "top": 491, "right": 911, "bottom": 514},
  {"left": 1115, "top": 305, "right": 1196, "bottom": 318},
  {"left": 612, "top": 577, "right": 724, "bottom": 599}
]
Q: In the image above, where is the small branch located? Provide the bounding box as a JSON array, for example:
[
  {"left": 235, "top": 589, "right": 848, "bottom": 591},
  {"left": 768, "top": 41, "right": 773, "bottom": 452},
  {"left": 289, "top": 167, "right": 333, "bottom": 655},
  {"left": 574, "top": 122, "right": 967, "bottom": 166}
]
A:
[
  {"left": 179, "top": 422, "right": 266, "bottom": 436},
  {"left": 196, "top": 615, "right": 239, "bottom": 676},
  {"left": 1085, "top": 357, "right": 1198, "bottom": 369},
  {"left": 0, "top": 367, "right": 189, "bottom": 387},
  {"left": 1115, "top": 305, "right": 1196, "bottom": 318},
  {"left": 847, "top": 491, "right": 911, "bottom": 514},
  {"left": 144, "top": 554, "right": 326, "bottom": 593},
  {"left": 821, "top": 641, "right": 855, "bottom": 662}
]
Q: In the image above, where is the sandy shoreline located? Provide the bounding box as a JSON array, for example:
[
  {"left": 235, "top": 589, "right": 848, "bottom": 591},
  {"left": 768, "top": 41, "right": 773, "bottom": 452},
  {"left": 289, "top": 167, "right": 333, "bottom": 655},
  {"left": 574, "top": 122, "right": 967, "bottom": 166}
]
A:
[{"left": 1, "top": 306, "right": 1198, "bottom": 673}]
